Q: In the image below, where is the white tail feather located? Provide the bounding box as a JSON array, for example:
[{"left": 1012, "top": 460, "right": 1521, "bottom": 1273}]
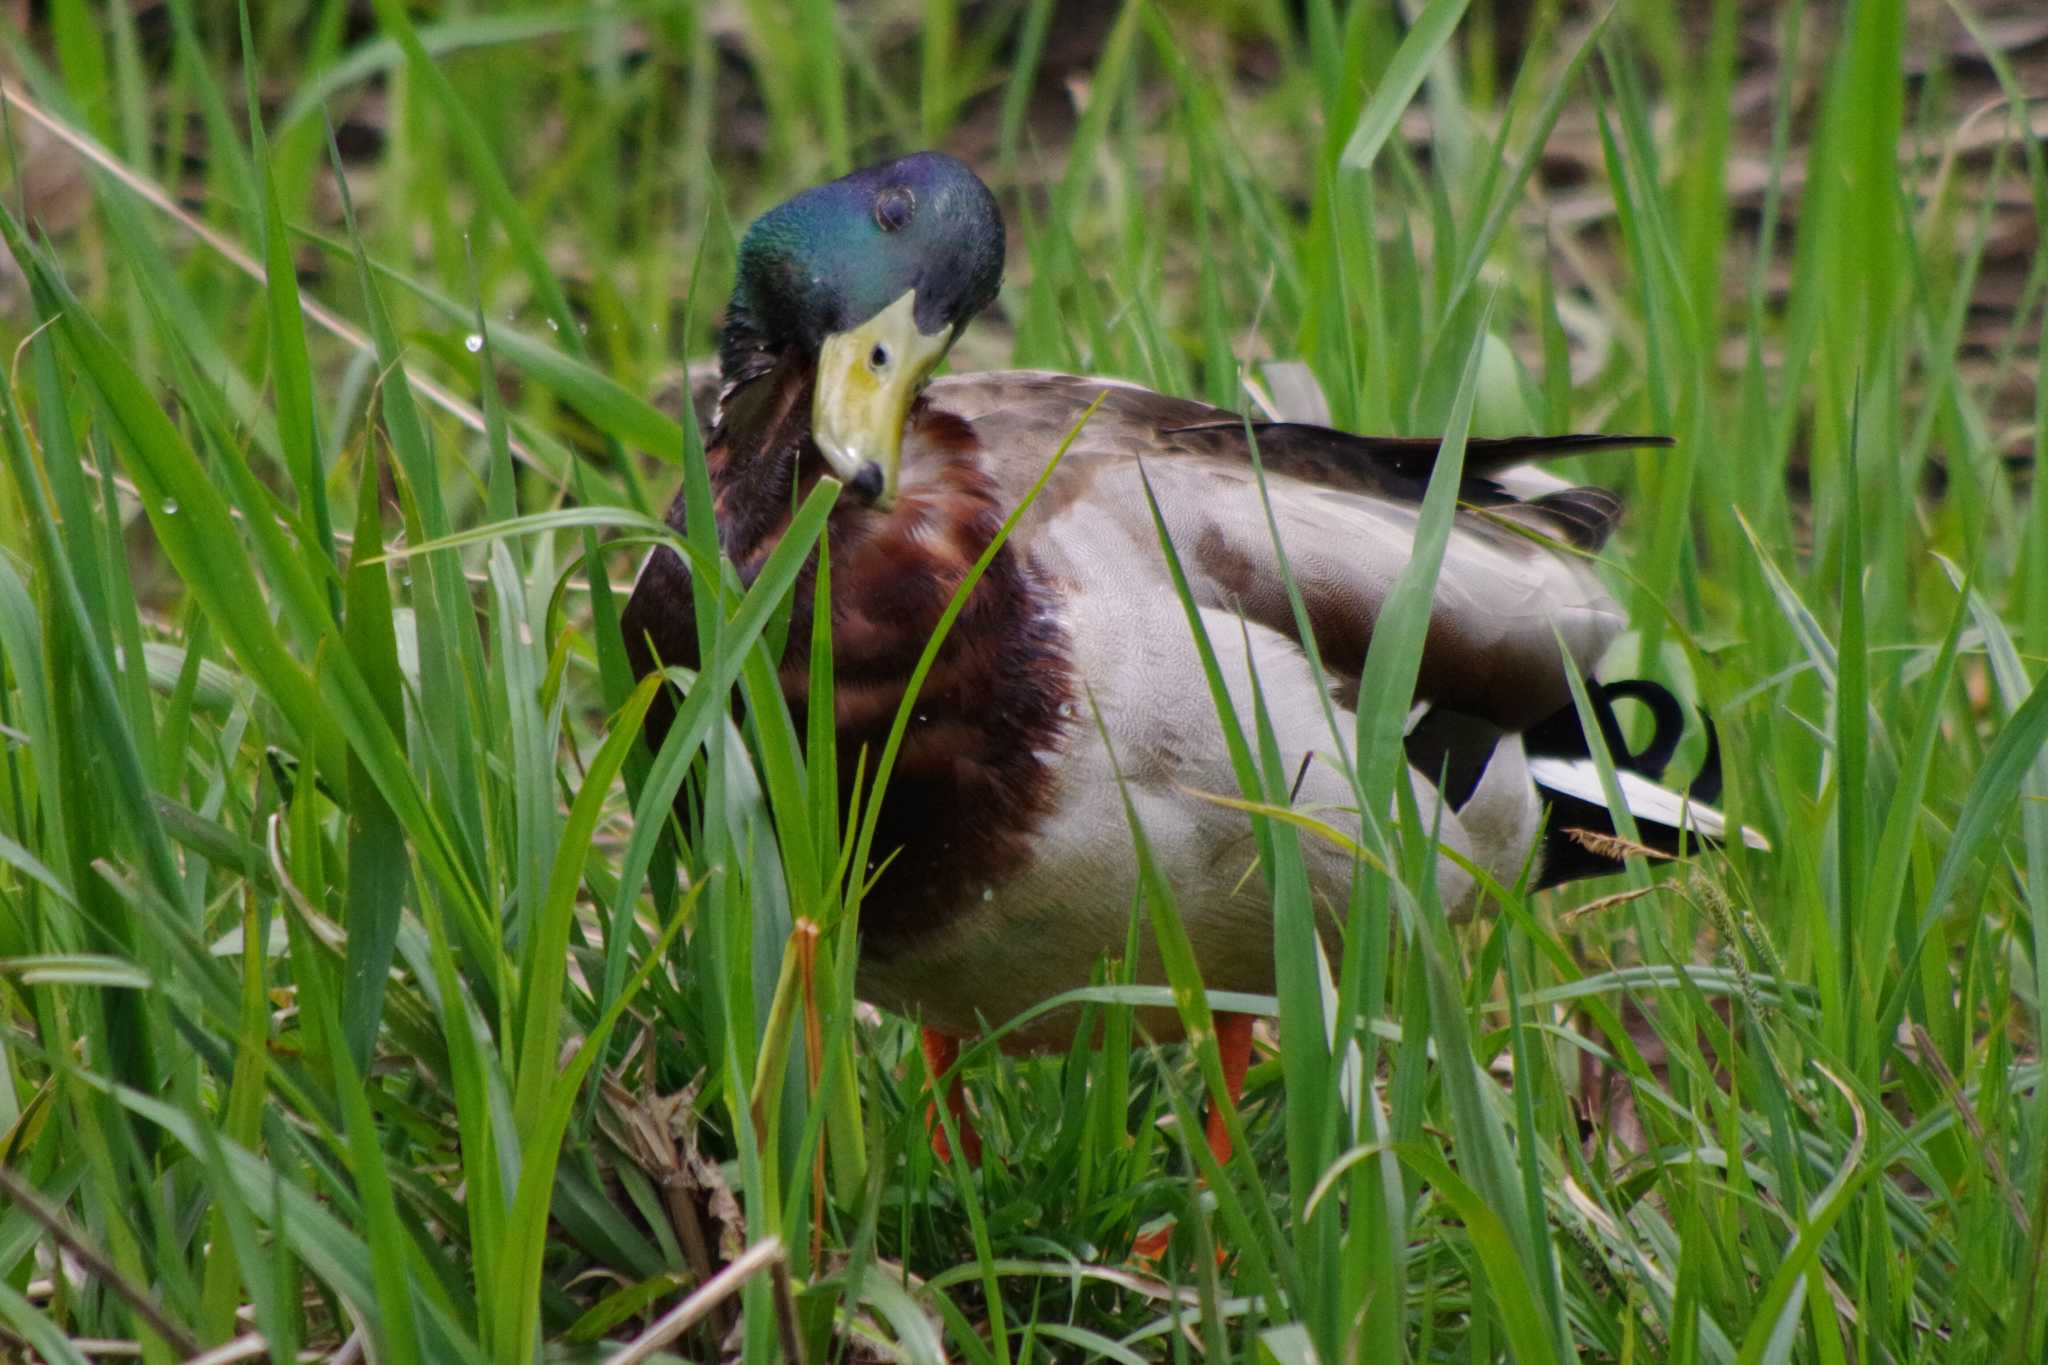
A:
[{"left": 1526, "top": 756, "right": 1771, "bottom": 852}]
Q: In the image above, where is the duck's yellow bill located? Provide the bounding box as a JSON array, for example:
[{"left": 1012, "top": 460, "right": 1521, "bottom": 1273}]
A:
[{"left": 813, "top": 289, "right": 953, "bottom": 507}]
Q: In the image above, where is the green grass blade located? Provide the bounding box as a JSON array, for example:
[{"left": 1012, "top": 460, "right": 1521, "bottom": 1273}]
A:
[
  {"left": 339, "top": 455, "right": 409, "bottom": 1072},
  {"left": 1339, "top": 0, "right": 1472, "bottom": 172}
]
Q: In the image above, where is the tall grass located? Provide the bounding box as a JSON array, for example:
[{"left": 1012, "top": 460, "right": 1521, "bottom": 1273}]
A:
[{"left": 1, "top": 1, "right": 2044, "bottom": 1360}]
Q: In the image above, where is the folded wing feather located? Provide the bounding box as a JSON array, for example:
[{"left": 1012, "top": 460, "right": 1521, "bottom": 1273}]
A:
[{"left": 927, "top": 369, "right": 1629, "bottom": 731}]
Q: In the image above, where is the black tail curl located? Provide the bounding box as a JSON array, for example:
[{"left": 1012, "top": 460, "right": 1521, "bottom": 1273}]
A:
[{"left": 1525, "top": 678, "right": 1726, "bottom": 888}]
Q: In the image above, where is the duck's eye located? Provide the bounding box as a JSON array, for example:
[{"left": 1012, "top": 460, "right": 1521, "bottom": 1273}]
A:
[
  {"left": 869, "top": 343, "right": 891, "bottom": 370},
  {"left": 874, "top": 185, "right": 915, "bottom": 233}
]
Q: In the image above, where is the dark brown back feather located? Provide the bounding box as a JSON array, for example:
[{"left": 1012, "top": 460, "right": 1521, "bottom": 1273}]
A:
[{"left": 1163, "top": 421, "right": 1672, "bottom": 479}]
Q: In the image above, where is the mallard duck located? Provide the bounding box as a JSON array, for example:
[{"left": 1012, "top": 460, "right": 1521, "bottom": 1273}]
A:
[{"left": 621, "top": 151, "right": 1754, "bottom": 1166}]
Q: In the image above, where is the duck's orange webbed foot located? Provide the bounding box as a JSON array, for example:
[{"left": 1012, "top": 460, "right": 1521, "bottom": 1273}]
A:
[{"left": 920, "top": 1026, "right": 983, "bottom": 1166}]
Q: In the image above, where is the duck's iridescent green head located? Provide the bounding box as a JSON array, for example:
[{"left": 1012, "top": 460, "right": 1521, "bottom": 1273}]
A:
[{"left": 721, "top": 152, "right": 1005, "bottom": 504}]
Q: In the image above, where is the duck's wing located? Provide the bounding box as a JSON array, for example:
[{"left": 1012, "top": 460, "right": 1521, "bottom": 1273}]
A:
[
  {"left": 926, "top": 370, "right": 1655, "bottom": 732},
  {"left": 932, "top": 369, "right": 1661, "bottom": 538}
]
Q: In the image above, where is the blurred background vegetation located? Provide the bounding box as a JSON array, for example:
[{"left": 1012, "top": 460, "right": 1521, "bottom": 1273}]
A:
[{"left": 2, "top": 0, "right": 2046, "bottom": 1360}]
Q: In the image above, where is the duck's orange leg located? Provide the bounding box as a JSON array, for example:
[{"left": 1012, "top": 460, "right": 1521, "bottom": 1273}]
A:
[
  {"left": 1134, "top": 1011, "right": 1258, "bottom": 1263},
  {"left": 1203, "top": 1011, "right": 1257, "bottom": 1167},
  {"left": 921, "top": 1027, "right": 982, "bottom": 1166}
]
